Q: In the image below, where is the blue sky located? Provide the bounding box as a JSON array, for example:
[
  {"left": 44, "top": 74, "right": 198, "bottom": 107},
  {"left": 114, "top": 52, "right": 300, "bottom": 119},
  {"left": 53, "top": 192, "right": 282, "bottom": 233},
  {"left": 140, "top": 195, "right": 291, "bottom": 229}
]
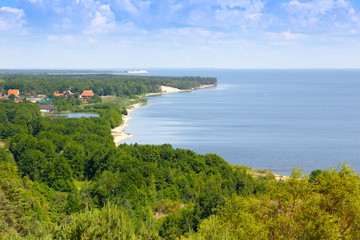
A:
[{"left": 0, "top": 0, "right": 359, "bottom": 68}]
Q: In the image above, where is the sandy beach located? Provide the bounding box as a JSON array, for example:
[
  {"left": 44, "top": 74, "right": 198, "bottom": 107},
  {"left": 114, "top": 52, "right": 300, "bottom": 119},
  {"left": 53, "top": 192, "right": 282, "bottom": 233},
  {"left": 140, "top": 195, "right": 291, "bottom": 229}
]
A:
[
  {"left": 111, "top": 103, "right": 143, "bottom": 145},
  {"left": 160, "top": 86, "right": 188, "bottom": 93},
  {"left": 111, "top": 84, "right": 217, "bottom": 145},
  {"left": 160, "top": 84, "right": 217, "bottom": 94}
]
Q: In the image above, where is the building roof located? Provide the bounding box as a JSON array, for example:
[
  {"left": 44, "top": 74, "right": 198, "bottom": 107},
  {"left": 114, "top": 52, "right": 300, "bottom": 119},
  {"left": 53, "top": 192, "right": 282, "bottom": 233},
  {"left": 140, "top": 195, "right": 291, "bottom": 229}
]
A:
[
  {"left": 27, "top": 98, "right": 43, "bottom": 103},
  {"left": 8, "top": 89, "right": 20, "bottom": 96},
  {"left": 81, "top": 90, "right": 94, "bottom": 97},
  {"left": 53, "top": 91, "right": 64, "bottom": 97},
  {"left": 39, "top": 105, "right": 56, "bottom": 110},
  {"left": 37, "top": 95, "right": 47, "bottom": 98},
  {"left": 38, "top": 98, "right": 53, "bottom": 103}
]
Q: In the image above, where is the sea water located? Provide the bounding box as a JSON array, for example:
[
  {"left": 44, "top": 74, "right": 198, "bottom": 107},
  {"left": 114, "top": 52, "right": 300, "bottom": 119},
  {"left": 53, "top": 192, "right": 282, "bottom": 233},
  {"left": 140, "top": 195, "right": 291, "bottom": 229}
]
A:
[{"left": 123, "top": 69, "right": 360, "bottom": 175}]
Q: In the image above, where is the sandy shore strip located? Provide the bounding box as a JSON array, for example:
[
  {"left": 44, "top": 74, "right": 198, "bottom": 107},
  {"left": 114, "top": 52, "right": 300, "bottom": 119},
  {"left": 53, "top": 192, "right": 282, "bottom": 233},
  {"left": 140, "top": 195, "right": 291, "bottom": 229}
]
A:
[
  {"left": 159, "top": 84, "right": 217, "bottom": 94},
  {"left": 111, "top": 103, "right": 143, "bottom": 145},
  {"left": 195, "top": 84, "right": 217, "bottom": 89},
  {"left": 160, "top": 86, "right": 188, "bottom": 93}
]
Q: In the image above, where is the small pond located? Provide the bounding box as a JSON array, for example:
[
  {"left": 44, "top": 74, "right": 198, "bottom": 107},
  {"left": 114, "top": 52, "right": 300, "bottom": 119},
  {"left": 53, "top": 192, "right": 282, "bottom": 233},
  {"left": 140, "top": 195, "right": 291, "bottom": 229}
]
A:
[{"left": 50, "top": 113, "right": 100, "bottom": 118}]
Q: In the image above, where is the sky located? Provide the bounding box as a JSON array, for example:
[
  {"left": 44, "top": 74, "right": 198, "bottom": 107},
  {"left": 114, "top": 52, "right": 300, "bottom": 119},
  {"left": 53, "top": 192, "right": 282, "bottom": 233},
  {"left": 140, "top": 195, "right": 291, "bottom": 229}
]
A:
[{"left": 0, "top": 0, "right": 360, "bottom": 69}]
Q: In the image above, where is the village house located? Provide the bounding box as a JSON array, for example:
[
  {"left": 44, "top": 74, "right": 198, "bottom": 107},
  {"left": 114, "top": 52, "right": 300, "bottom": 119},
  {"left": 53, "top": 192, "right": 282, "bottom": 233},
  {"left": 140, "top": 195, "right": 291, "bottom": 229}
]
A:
[
  {"left": 53, "top": 91, "right": 64, "bottom": 97},
  {"left": 80, "top": 90, "right": 94, "bottom": 99},
  {"left": 27, "top": 97, "right": 43, "bottom": 103},
  {"left": 39, "top": 105, "right": 56, "bottom": 112},
  {"left": 8, "top": 89, "right": 20, "bottom": 97},
  {"left": 64, "top": 90, "right": 74, "bottom": 97},
  {"left": 53, "top": 90, "right": 74, "bottom": 98},
  {"left": 37, "top": 98, "right": 53, "bottom": 104}
]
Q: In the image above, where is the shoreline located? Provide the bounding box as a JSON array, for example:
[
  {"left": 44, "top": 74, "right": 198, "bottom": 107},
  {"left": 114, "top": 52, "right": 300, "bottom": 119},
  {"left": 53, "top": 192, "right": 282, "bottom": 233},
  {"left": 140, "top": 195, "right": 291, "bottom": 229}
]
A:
[
  {"left": 145, "top": 83, "right": 217, "bottom": 97},
  {"left": 111, "top": 83, "right": 217, "bottom": 145},
  {"left": 108, "top": 83, "right": 288, "bottom": 179},
  {"left": 111, "top": 103, "right": 143, "bottom": 144}
]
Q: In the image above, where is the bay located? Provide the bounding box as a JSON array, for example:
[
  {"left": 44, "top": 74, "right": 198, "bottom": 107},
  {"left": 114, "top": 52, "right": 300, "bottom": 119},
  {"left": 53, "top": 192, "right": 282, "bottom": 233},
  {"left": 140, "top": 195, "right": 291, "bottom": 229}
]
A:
[{"left": 123, "top": 69, "right": 360, "bottom": 175}]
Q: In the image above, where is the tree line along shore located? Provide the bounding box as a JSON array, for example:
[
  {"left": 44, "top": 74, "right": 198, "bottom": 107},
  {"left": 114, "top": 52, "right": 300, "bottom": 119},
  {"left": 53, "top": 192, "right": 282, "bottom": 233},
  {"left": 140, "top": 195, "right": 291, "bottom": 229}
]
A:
[{"left": 1, "top": 74, "right": 360, "bottom": 239}]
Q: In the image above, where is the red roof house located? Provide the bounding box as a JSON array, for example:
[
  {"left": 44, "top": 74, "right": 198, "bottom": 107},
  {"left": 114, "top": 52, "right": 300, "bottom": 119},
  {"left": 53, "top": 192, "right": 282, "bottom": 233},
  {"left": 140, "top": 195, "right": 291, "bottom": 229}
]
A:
[
  {"left": 80, "top": 90, "right": 94, "bottom": 99},
  {"left": 53, "top": 91, "right": 64, "bottom": 97},
  {"left": 8, "top": 89, "right": 20, "bottom": 97}
]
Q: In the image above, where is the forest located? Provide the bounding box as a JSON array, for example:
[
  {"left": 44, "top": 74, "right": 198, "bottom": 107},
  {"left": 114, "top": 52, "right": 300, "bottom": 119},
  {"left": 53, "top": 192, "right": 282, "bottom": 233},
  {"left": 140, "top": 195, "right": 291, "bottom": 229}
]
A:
[
  {"left": 1, "top": 74, "right": 360, "bottom": 239},
  {"left": 0, "top": 74, "right": 217, "bottom": 97}
]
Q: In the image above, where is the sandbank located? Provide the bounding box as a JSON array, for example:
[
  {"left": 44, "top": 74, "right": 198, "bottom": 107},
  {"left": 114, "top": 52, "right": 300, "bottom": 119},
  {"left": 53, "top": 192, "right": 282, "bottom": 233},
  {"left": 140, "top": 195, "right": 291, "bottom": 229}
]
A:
[
  {"left": 111, "top": 103, "right": 143, "bottom": 145},
  {"left": 160, "top": 84, "right": 217, "bottom": 94}
]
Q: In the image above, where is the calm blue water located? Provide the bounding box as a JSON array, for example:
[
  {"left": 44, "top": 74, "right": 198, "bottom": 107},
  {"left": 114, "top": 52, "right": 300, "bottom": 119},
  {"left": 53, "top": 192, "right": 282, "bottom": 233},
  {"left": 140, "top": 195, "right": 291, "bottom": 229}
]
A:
[
  {"left": 123, "top": 69, "right": 360, "bottom": 175},
  {"left": 52, "top": 113, "right": 99, "bottom": 118}
]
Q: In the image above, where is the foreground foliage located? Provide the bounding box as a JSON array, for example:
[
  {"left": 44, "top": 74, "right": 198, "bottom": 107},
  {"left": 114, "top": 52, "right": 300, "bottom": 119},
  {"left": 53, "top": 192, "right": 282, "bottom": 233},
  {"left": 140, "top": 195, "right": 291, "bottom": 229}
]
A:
[
  {"left": 187, "top": 164, "right": 360, "bottom": 239},
  {"left": 1, "top": 83, "right": 360, "bottom": 239}
]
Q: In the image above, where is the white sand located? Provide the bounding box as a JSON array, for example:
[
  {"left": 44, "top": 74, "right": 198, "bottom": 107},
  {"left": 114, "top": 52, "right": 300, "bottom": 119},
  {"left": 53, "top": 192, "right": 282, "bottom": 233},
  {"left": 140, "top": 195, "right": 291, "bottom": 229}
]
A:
[
  {"left": 111, "top": 103, "right": 143, "bottom": 145},
  {"left": 196, "top": 84, "right": 217, "bottom": 89},
  {"left": 160, "top": 86, "right": 187, "bottom": 93},
  {"left": 160, "top": 84, "right": 217, "bottom": 94}
]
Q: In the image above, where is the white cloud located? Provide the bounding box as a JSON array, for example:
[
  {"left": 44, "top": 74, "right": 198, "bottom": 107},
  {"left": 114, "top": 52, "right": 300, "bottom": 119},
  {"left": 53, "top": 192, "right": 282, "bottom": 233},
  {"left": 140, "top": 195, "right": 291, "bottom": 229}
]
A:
[
  {"left": 113, "top": 0, "right": 151, "bottom": 14},
  {"left": 48, "top": 35, "right": 59, "bottom": 41},
  {"left": 282, "top": 30, "right": 309, "bottom": 40},
  {"left": 188, "top": 0, "right": 267, "bottom": 29},
  {"left": 19, "top": 0, "right": 117, "bottom": 35},
  {"left": 218, "top": 0, "right": 265, "bottom": 21},
  {"left": 269, "top": 30, "right": 309, "bottom": 41},
  {"left": 168, "top": 0, "right": 183, "bottom": 14},
  {"left": 26, "top": 0, "right": 43, "bottom": 3},
  {"left": 47, "top": 34, "right": 75, "bottom": 43},
  {"left": 0, "top": 7, "right": 26, "bottom": 34},
  {"left": 122, "top": 0, "right": 138, "bottom": 13},
  {"left": 219, "top": 0, "right": 265, "bottom": 12},
  {"left": 88, "top": 38, "right": 98, "bottom": 44},
  {"left": 283, "top": 0, "right": 360, "bottom": 26},
  {"left": 84, "top": 4, "right": 115, "bottom": 34},
  {"left": 162, "top": 27, "right": 222, "bottom": 38}
]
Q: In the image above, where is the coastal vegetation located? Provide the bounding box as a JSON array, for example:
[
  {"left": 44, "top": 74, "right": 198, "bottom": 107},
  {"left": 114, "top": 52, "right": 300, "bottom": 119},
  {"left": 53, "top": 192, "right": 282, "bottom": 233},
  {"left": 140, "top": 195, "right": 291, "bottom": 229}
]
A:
[
  {"left": 1, "top": 74, "right": 360, "bottom": 239},
  {"left": 0, "top": 74, "right": 216, "bottom": 97}
]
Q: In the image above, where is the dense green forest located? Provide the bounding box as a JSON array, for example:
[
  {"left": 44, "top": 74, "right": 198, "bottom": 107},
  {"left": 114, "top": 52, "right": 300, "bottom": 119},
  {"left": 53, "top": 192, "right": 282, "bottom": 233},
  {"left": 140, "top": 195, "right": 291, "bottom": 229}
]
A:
[
  {"left": 1, "top": 75, "right": 360, "bottom": 239},
  {"left": 0, "top": 74, "right": 217, "bottom": 97},
  {"left": 0, "top": 100, "right": 265, "bottom": 239}
]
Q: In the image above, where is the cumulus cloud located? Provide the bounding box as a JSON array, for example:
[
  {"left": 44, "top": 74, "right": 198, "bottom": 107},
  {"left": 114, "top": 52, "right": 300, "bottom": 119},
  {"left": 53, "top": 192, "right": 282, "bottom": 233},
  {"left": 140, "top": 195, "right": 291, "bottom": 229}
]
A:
[
  {"left": 219, "top": 0, "right": 265, "bottom": 13},
  {"left": 282, "top": 0, "right": 360, "bottom": 27},
  {"left": 187, "top": 0, "right": 267, "bottom": 29},
  {"left": 191, "top": 0, "right": 269, "bottom": 29},
  {"left": 113, "top": 0, "right": 151, "bottom": 14},
  {"left": 0, "top": 7, "right": 26, "bottom": 34},
  {"left": 17, "top": 0, "right": 117, "bottom": 35},
  {"left": 84, "top": 4, "right": 115, "bottom": 34}
]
